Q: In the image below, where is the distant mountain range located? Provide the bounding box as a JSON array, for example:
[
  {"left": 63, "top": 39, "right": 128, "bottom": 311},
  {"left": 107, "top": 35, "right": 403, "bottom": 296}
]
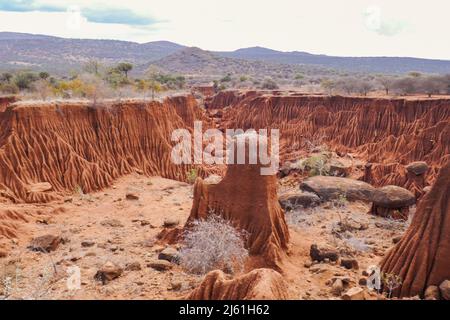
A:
[
  {"left": 150, "top": 47, "right": 327, "bottom": 78},
  {"left": 1, "top": 32, "right": 450, "bottom": 75},
  {"left": 218, "top": 47, "right": 450, "bottom": 74},
  {"left": 0, "top": 32, "right": 183, "bottom": 74}
]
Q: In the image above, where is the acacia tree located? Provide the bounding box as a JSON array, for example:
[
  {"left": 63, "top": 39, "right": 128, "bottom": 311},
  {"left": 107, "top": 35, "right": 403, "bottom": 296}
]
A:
[
  {"left": 1, "top": 72, "right": 13, "bottom": 83},
  {"left": 261, "top": 78, "right": 279, "bottom": 90},
  {"left": 117, "top": 62, "right": 133, "bottom": 79},
  {"left": 393, "top": 77, "right": 417, "bottom": 95},
  {"left": 321, "top": 79, "right": 336, "bottom": 95},
  {"left": 337, "top": 77, "right": 357, "bottom": 95},
  {"left": 377, "top": 76, "right": 395, "bottom": 95},
  {"left": 39, "top": 72, "right": 50, "bottom": 80},
  {"left": 357, "top": 79, "right": 375, "bottom": 96},
  {"left": 419, "top": 76, "right": 446, "bottom": 97},
  {"left": 148, "top": 80, "right": 162, "bottom": 100},
  {"left": 144, "top": 65, "right": 165, "bottom": 99},
  {"left": 83, "top": 59, "right": 102, "bottom": 76}
]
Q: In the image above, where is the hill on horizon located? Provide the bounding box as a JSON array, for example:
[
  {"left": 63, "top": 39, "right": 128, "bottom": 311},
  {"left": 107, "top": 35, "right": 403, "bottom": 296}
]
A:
[{"left": 1, "top": 32, "right": 450, "bottom": 75}]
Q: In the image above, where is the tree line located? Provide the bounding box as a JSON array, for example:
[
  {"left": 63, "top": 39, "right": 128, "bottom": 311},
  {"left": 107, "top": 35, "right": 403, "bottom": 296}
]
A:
[
  {"left": 0, "top": 60, "right": 186, "bottom": 102},
  {"left": 319, "top": 73, "right": 450, "bottom": 97}
]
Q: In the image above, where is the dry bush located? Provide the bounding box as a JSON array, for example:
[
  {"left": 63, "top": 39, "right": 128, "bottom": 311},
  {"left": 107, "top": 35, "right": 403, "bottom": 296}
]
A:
[
  {"left": 179, "top": 213, "right": 248, "bottom": 275},
  {"left": 33, "top": 79, "right": 53, "bottom": 101}
]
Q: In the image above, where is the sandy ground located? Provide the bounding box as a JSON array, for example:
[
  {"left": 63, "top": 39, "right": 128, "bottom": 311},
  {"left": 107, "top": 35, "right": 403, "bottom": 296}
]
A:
[{"left": 0, "top": 173, "right": 410, "bottom": 300}]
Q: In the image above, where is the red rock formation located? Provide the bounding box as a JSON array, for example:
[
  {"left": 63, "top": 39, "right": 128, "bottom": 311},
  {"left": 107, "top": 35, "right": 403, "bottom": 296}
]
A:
[
  {"left": 185, "top": 159, "right": 289, "bottom": 270},
  {"left": 0, "top": 96, "right": 205, "bottom": 203},
  {"left": 205, "top": 90, "right": 258, "bottom": 109},
  {"left": 3, "top": 93, "right": 448, "bottom": 202},
  {"left": 186, "top": 268, "right": 288, "bottom": 300},
  {"left": 380, "top": 161, "right": 450, "bottom": 298},
  {"left": 214, "top": 94, "right": 450, "bottom": 192}
]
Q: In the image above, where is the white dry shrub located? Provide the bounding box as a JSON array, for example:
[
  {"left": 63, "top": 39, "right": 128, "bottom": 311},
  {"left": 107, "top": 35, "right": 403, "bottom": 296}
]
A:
[{"left": 179, "top": 214, "right": 248, "bottom": 275}]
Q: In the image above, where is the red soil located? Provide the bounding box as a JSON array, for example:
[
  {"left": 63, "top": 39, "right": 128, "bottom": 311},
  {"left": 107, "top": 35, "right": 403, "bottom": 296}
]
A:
[{"left": 0, "top": 92, "right": 449, "bottom": 300}]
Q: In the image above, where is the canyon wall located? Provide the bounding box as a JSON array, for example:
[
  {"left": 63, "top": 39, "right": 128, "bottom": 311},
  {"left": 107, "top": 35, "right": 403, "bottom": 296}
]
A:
[
  {"left": 0, "top": 96, "right": 205, "bottom": 203},
  {"left": 211, "top": 92, "right": 450, "bottom": 190},
  {"left": 1, "top": 92, "right": 449, "bottom": 204}
]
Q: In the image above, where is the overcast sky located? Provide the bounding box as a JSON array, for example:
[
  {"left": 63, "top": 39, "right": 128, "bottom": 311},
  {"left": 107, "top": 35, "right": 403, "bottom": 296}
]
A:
[{"left": 0, "top": 0, "right": 449, "bottom": 59}]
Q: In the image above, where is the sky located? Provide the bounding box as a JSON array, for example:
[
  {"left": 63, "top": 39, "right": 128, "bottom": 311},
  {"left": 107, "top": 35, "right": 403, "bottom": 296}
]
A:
[{"left": 0, "top": 0, "right": 449, "bottom": 59}]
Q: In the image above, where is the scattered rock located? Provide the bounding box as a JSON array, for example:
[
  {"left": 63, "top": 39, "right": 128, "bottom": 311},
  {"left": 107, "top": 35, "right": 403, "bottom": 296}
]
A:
[
  {"left": 372, "top": 185, "right": 416, "bottom": 209},
  {"left": 336, "top": 217, "right": 368, "bottom": 232},
  {"left": 424, "top": 285, "right": 440, "bottom": 300},
  {"left": 278, "top": 161, "right": 294, "bottom": 178},
  {"left": 303, "top": 261, "right": 312, "bottom": 268},
  {"left": 439, "top": 280, "right": 450, "bottom": 300},
  {"left": 392, "top": 236, "right": 402, "bottom": 244},
  {"left": 330, "top": 276, "right": 352, "bottom": 285},
  {"left": 69, "top": 255, "right": 82, "bottom": 262},
  {"left": 147, "top": 259, "right": 173, "bottom": 271},
  {"left": 158, "top": 247, "right": 180, "bottom": 263},
  {"left": 125, "top": 262, "right": 142, "bottom": 271},
  {"left": 126, "top": 192, "right": 139, "bottom": 200},
  {"left": 309, "top": 264, "right": 331, "bottom": 274},
  {"left": 310, "top": 244, "right": 339, "bottom": 262},
  {"left": 329, "top": 160, "right": 352, "bottom": 177},
  {"left": 163, "top": 217, "right": 180, "bottom": 228},
  {"left": 331, "top": 279, "right": 344, "bottom": 296},
  {"left": 278, "top": 191, "right": 321, "bottom": 210},
  {"left": 300, "top": 176, "right": 376, "bottom": 201},
  {"left": 340, "top": 258, "right": 359, "bottom": 270},
  {"left": 342, "top": 287, "right": 365, "bottom": 300},
  {"left": 28, "top": 234, "right": 62, "bottom": 252},
  {"left": 100, "top": 219, "right": 124, "bottom": 228},
  {"left": 140, "top": 220, "right": 153, "bottom": 227},
  {"left": 94, "top": 261, "right": 123, "bottom": 284},
  {"left": 406, "top": 161, "right": 428, "bottom": 176},
  {"left": 0, "top": 249, "right": 8, "bottom": 258},
  {"left": 81, "top": 240, "right": 95, "bottom": 247},
  {"left": 358, "top": 278, "right": 367, "bottom": 286},
  {"left": 170, "top": 281, "right": 183, "bottom": 291}
]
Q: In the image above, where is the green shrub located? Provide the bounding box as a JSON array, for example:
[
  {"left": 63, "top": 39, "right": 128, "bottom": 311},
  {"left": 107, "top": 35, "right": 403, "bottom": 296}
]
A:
[{"left": 186, "top": 168, "right": 198, "bottom": 184}]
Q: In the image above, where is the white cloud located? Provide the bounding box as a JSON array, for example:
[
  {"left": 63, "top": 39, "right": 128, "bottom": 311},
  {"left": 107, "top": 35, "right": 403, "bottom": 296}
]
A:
[
  {"left": 363, "top": 5, "right": 408, "bottom": 36},
  {"left": 0, "top": 0, "right": 449, "bottom": 59}
]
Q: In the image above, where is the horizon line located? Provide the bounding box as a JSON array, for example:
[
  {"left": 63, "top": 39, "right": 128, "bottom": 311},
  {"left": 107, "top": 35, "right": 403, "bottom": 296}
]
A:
[{"left": 1, "top": 31, "right": 450, "bottom": 62}]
